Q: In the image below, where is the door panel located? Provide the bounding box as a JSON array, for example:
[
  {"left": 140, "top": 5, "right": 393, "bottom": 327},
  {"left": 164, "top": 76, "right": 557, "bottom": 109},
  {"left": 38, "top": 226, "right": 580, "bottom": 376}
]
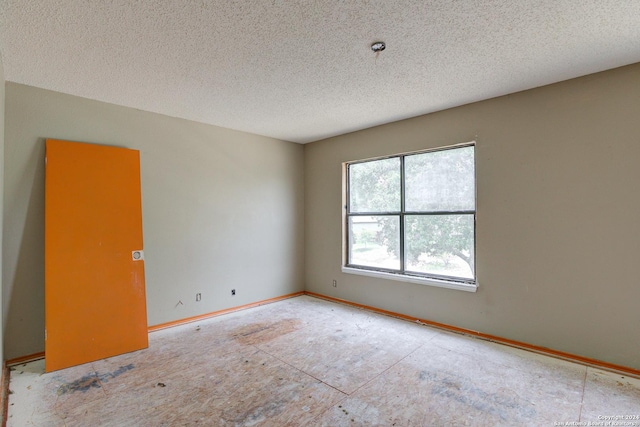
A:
[{"left": 45, "top": 139, "right": 148, "bottom": 372}]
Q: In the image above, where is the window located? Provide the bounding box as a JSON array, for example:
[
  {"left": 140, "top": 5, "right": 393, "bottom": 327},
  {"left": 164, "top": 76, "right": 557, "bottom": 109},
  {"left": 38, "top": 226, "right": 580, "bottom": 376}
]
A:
[{"left": 345, "top": 144, "right": 476, "bottom": 289}]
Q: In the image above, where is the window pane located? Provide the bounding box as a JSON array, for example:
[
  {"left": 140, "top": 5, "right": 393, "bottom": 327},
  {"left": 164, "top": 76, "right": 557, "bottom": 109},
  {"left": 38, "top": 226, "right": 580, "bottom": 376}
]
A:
[
  {"left": 349, "top": 158, "right": 400, "bottom": 213},
  {"left": 348, "top": 216, "right": 400, "bottom": 270},
  {"left": 405, "top": 146, "right": 475, "bottom": 211},
  {"left": 405, "top": 214, "right": 474, "bottom": 279}
]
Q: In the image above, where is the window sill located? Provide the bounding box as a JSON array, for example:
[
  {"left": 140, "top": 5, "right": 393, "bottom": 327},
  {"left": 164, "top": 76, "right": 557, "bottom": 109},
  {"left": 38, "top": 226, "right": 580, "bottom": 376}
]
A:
[{"left": 341, "top": 267, "right": 478, "bottom": 293}]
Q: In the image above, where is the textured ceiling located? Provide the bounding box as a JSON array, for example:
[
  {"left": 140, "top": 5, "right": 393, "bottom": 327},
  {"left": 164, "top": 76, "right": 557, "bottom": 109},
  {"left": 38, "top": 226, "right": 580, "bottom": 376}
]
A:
[{"left": 1, "top": 1, "right": 640, "bottom": 143}]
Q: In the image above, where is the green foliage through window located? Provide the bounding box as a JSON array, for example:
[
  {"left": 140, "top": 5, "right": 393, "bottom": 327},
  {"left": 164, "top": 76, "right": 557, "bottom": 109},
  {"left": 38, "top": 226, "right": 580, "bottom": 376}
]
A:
[{"left": 346, "top": 145, "right": 475, "bottom": 282}]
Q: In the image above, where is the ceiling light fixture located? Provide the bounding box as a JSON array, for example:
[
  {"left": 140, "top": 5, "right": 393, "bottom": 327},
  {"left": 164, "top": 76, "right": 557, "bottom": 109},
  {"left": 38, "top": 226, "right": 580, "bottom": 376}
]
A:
[{"left": 371, "top": 41, "right": 386, "bottom": 52}]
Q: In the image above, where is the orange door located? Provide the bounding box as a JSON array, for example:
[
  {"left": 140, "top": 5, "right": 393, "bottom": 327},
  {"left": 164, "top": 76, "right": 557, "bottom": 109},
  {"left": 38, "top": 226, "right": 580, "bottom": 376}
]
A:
[{"left": 45, "top": 139, "right": 148, "bottom": 372}]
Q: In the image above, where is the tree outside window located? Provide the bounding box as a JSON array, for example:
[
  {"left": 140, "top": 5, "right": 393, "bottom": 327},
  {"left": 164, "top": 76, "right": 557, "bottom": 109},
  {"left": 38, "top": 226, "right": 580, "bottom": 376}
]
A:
[{"left": 346, "top": 144, "right": 475, "bottom": 283}]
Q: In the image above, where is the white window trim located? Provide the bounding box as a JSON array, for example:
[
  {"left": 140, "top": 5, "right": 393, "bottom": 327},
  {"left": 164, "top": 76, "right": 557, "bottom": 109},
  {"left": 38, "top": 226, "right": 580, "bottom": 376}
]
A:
[
  {"left": 341, "top": 266, "right": 478, "bottom": 292},
  {"left": 342, "top": 142, "right": 478, "bottom": 293}
]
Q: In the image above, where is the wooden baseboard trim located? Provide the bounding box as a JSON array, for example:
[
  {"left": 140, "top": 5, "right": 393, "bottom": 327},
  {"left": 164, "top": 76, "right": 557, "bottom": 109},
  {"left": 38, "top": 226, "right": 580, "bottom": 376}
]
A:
[
  {"left": 5, "top": 352, "right": 46, "bottom": 367},
  {"left": 304, "top": 291, "right": 640, "bottom": 379},
  {"left": 7, "top": 291, "right": 637, "bottom": 379},
  {"left": 148, "top": 291, "right": 305, "bottom": 332}
]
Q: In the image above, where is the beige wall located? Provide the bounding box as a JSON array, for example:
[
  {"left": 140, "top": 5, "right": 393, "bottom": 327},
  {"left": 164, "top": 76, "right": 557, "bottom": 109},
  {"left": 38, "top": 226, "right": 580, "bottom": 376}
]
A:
[
  {"left": 305, "top": 63, "right": 640, "bottom": 370},
  {"left": 3, "top": 83, "right": 305, "bottom": 360}
]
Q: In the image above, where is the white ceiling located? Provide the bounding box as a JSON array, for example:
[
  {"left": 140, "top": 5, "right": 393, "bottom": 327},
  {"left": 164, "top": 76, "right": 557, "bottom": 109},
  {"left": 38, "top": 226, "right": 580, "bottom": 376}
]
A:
[{"left": 1, "top": 1, "right": 640, "bottom": 144}]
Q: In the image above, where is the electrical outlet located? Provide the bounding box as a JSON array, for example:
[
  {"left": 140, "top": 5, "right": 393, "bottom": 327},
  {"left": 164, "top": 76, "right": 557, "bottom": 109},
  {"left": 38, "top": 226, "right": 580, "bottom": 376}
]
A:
[
  {"left": 332, "top": 280, "right": 337, "bottom": 287},
  {"left": 231, "top": 289, "right": 236, "bottom": 296},
  {"left": 196, "top": 293, "right": 201, "bottom": 302}
]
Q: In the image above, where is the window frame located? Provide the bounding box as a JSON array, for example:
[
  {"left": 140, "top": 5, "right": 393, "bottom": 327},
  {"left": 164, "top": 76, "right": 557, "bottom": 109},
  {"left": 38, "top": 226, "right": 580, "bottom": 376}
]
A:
[{"left": 343, "top": 142, "right": 478, "bottom": 292}]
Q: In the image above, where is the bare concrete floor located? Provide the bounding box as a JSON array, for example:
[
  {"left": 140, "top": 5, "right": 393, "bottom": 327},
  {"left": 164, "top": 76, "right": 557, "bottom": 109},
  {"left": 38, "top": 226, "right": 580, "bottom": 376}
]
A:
[{"left": 6, "top": 295, "right": 640, "bottom": 426}]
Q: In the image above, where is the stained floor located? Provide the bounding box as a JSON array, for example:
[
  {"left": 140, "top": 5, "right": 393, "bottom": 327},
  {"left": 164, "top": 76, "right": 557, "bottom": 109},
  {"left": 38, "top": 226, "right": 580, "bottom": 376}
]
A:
[{"left": 6, "top": 295, "right": 640, "bottom": 426}]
